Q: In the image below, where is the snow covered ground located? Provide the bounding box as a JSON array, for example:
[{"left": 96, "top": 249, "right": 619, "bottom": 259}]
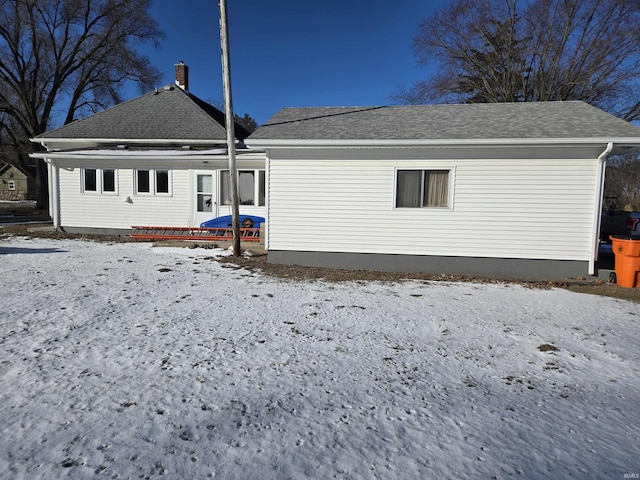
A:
[{"left": 0, "top": 235, "right": 639, "bottom": 479}]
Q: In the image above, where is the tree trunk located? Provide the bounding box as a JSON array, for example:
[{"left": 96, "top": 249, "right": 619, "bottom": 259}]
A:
[{"left": 35, "top": 157, "right": 49, "bottom": 211}]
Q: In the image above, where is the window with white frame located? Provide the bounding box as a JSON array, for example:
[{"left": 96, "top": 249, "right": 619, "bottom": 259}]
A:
[
  {"left": 103, "top": 169, "right": 116, "bottom": 193},
  {"left": 156, "top": 170, "right": 170, "bottom": 194},
  {"left": 258, "top": 170, "right": 265, "bottom": 206},
  {"left": 82, "top": 168, "right": 117, "bottom": 194},
  {"left": 137, "top": 170, "right": 150, "bottom": 193},
  {"left": 221, "top": 170, "right": 265, "bottom": 206},
  {"left": 135, "top": 169, "right": 171, "bottom": 195},
  {"left": 8, "top": 180, "right": 16, "bottom": 191},
  {"left": 83, "top": 168, "right": 97, "bottom": 192},
  {"left": 396, "top": 169, "right": 450, "bottom": 208}
]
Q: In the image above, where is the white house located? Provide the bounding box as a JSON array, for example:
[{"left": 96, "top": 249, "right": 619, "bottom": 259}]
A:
[
  {"left": 247, "top": 103, "right": 640, "bottom": 279},
  {"left": 32, "top": 67, "right": 640, "bottom": 280},
  {"left": 31, "top": 63, "right": 265, "bottom": 235}
]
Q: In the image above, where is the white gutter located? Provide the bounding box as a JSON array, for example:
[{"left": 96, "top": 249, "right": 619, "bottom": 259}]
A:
[
  {"left": 589, "top": 142, "right": 613, "bottom": 276},
  {"left": 264, "top": 149, "right": 271, "bottom": 252},
  {"left": 31, "top": 138, "right": 240, "bottom": 147},
  {"left": 29, "top": 149, "right": 265, "bottom": 161}
]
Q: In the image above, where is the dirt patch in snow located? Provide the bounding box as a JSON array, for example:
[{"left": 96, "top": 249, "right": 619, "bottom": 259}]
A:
[
  {"left": 537, "top": 343, "right": 560, "bottom": 352},
  {"left": 219, "top": 252, "right": 640, "bottom": 303}
]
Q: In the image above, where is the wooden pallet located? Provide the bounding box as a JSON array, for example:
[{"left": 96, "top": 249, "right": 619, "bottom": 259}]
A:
[{"left": 129, "top": 225, "right": 260, "bottom": 242}]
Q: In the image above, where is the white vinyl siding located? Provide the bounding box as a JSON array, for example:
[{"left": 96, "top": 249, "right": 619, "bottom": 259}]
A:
[
  {"left": 46, "top": 149, "right": 266, "bottom": 230},
  {"left": 59, "top": 166, "right": 188, "bottom": 229},
  {"left": 266, "top": 148, "right": 598, "bottom": 262}
]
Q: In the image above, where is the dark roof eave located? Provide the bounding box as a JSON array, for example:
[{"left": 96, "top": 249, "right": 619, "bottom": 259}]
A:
[{"left": 246, "top": 137, "right": 640, "bottom": 149}]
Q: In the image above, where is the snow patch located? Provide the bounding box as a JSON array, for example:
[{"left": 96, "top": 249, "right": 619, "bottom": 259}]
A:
[{"left": 0, "top": 236, "right": 638, "bottom": 479}]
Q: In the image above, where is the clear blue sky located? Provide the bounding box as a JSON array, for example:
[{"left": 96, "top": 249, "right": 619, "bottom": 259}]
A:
[{"left": 141, "top": 0, "right": 444, "bottom": 125}]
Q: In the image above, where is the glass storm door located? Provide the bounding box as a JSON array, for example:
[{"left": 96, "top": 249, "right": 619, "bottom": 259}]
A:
[{"left": 193, "top": 172, "right": 217, "bottom": 226}]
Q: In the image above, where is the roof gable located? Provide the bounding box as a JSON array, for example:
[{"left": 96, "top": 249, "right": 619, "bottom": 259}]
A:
[
  {"left": 0, "top": 162, "right": 31, "bottom": 177},
  {"left": 249, "top": 101, "right": 640, "bottom": 142},
  {"left": 37, "top": 85, "right": 249, "bottom": 142}
]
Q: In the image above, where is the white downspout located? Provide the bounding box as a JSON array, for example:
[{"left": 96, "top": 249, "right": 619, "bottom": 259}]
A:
[
  {"left": 264, "top": 149, "right": 270, "bottom": 252},
  {"left": 590, "top": 142, "right": 613, "bottom": 275},
  {"left": 46, "top": 159, "right": 61, "bottom": 229}
]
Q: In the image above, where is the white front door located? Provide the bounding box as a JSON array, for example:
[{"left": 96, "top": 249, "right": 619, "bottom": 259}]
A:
[{"left": 192, "top": 171, "right": 217, "bottom": 226}]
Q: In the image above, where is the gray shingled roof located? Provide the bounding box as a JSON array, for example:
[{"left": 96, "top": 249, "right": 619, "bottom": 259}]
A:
[
  {"left": 248, "top": 101, "right": 640, "bottom": 141},
  {"left": 0, "top": 162, "right": 32, "bottom": 177},
  {"left": 37, "top": 85, "right": 248, "bottom": 142}
]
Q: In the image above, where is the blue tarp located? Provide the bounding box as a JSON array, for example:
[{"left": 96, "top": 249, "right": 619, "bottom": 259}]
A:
[{"left": 200, "top": 215, "right": 265, "bottom": 229}]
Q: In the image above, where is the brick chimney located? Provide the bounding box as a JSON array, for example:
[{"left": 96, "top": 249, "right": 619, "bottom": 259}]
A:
[{"left": 174, "top": 61, "right": 189, "bottom": 91}]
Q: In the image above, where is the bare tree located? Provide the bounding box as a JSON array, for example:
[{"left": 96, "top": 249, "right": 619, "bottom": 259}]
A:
[
  {"left": 0, "top": 0, "right": 164, "bottom": 208},
  {"left": 394, "top": 0, "right": 640, "bottom": 121},
  {"left": 605, "top": 153, "right": 640, "bottom": 211},
  {"left": 234, "top": 113, "right": 258, "bottom": 134},
  {"left": 206, "top": 98, "right": 258, "bottom": 134}
]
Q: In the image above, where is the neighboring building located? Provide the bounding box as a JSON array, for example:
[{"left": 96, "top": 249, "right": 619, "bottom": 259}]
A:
[
  {"left": 0, "top": 163, "right": 36, "bottom": 201},
  {"left": 31, "top": 62, "right": 265, "bottom": 235},
  {"left": 247, "top": 102, "right": 640, "bottom": 279}
]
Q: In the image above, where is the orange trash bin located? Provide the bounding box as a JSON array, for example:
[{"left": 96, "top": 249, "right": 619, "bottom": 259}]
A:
[{"left": 610, "top": 236, "right": 640, "bottom": 288}]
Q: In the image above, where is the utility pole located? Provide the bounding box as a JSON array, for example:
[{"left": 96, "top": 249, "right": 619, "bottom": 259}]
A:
[{"left": 218, "top": 0, "right": 241, "bottom": 256}]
